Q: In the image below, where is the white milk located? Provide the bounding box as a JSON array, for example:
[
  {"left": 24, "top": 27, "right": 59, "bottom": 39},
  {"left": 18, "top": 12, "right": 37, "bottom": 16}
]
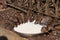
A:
[{"left": 14, "top": 20, "right": 45, "bottom": 34}]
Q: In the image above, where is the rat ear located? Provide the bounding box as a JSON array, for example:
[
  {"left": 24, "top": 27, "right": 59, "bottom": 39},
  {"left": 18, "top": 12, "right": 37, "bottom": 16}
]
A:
[{"left": 41, "top": 27, "right": 48, "bottom": 33}]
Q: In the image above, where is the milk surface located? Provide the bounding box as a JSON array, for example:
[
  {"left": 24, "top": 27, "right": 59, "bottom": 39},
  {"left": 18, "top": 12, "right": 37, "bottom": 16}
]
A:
[{"left": 14, "top": 20, "right": 44, "bottom": 34}]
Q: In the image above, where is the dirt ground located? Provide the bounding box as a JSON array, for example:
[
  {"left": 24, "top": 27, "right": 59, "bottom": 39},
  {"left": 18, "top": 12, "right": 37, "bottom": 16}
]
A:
[
  {"left": 0, "top": 0, "right": 60, "bottom": 40},
  {"left": 28, "top": 30, "right": 60, "bottom": 40},
  {"left": 0, "top": 7, "right": 59, "bottom": 40}
]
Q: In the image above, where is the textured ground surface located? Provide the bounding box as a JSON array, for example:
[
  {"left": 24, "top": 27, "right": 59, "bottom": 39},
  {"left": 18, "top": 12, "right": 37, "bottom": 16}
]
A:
[{"left": 0, "top": 0, "right": 60, "bottom": 40}]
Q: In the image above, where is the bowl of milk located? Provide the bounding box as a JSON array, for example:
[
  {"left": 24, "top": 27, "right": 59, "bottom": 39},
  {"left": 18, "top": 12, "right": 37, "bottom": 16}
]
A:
[{"left": 14, "top": 20, "right": 46, "bottom": 37}]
